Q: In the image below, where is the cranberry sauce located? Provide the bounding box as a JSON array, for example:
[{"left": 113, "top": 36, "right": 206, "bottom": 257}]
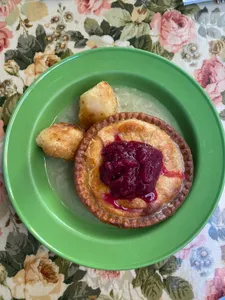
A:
[
  {"left": 103, "top": 190, "right": 158, "bottom": 211},
  {"left": 100, "top": 141, "right": 163, "bottom": 202},
  {"left": 161, "top": 166, "right": 185, "bottom": 179}
]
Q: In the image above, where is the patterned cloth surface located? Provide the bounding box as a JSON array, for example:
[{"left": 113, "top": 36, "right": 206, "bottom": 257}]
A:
[{"left": 0, "top": 0, "right": 225, "bottom": 299}]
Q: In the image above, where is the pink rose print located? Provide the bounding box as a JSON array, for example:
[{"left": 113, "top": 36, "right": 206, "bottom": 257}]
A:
[
  {"left": 0, "top": 0, "right": 22, "bottom": 17},
  {"left": 195, "top": 56, "right": 225, "bottom": 105},
  {"left": 0, "top": 22, "right": 13, "bottom": 53},
  {"left": 94, "top": 270, "right": 121, "bottom": 280},
  {"left": 81, "top": 268, "right": 130, "bottom": 295},
  {"left": 75, "top": 0, "right": 111, "bottom": 15},
  {"left": 206, "top": 267, "right": 225, "bottom": 300},
  {"left": 150, "top": 11, "right": 195, "bottom": 53}
]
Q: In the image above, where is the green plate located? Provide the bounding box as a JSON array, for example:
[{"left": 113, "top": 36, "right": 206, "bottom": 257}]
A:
[{"left": 3, "top": 48, "right": 225, "bottom": 270}]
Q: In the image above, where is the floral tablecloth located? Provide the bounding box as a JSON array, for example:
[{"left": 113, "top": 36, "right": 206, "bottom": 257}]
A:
[{"left": 1, "top": 0, "right": 225, "bottom": 299}]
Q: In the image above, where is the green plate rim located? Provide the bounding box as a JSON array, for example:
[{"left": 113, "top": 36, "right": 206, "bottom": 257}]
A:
[{"left": 3, "top": 48, "right": 225, "bottom": 270}]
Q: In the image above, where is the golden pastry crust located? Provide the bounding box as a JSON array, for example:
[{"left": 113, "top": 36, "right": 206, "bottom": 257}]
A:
[
  {"left": 75, "top": 113, "right": 193, "bottom": 228},
  {"left": 36, "top": 122, "right": 84, "bottom": 161},
  {"left": 79, "top": 81, "right": 118, "bottom": 129}
]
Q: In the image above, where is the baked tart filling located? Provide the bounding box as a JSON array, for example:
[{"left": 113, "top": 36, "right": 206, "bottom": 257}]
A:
[{"left": 75, "top": 112, "right": 193, "bottom": 228}]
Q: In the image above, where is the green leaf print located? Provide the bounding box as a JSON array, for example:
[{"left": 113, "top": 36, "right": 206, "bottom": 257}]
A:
[
  {"left": 5, "top": 24, "right": 48, "bottom": 70},
  {"left": 17, "top": 34, "right": 41, "bottom": 59},
  {"left": 147, "top": 0, "right": 199, "bottom": 15},
  {"left": 105, "top": 8, "right": 131, "bottom": 27},
  {"left": 54, "top": 257, "right": 70, "bottom": 274},
  {"left": 111, "top": 0, "right": 134, "bottom": 15},
  {"left": 176, "top": 4, "right": 200, "bottom": 15},
  {"left": 100, "top": 20, "right": 111, "bottom": 35},
  {"left": 36, "top": 24, "right": 47, "bottom": 51},
  {"left": 152, "top": 41, "right": 174, "bottom": 60},
  {"left": 141, "top": 273, "right": 163, "bottom": 300},
  {"left": 68, "top": 30, "right": 84, "bottom": 41},
  {"left": 0, "top": 97, "right": 6, "bottom": 107},
  {"left": 144, "top": 9, "right": 155, "bottom": 23},
  {"left": 222, "top": 91, "right": 225, "bottom": 105},
  {"left": 164, "top": 276, "right": 194, "bottom": 300},
  {"left": 132, "top": 266, "right": 155, "bottom": 287},
  {"left": 64, "top": 263, "right": 86, "bottom": 284},
  {"left": 152, "top": 258, "right": 169, "bottom": 270},
  {"left": 59, "top": 48, "right": 73, "bottom": 59},
  {"left": 5, "top": 49, "right": 32, "bottom": 70},
  {"left": 145, "top": 2, "right": 163, "bottom": 13},
  {"left": 2, "top": 93, "right": 21, "bottom": 125},
  {"left": 109, "top": 26, "right": 123, "bottom": 40},
  {"left": 134, "top": 35, "right": 152, "bottom": 51},
  {"left": 219, "top": 109, "right": 225, "bottom": 121},
  {"left": 120, "top": 22, "right": 150, "bottom": 41},
  {"left": 156, "top": 0, "right": 181, "bottom": 7},
  {"left": 159, "top": 256, "right": 178, "bottom": 275},
  {"left": 145, "top": 0, "right": 181, "bottom": 13},
  {"left": 134, "top": 0, "right": 149, "bottom": 7},
  {"left": 0, "top": 231, "right": 39, "bottom": 276},
  {"left": 67, "top": 31, "right": 87, "bottom": 48},
  {"left": 7, "top": 231, "right": 39, "bottom": 260},
  {"left": 84, "top": 18, "right": 103, "bottom": 36},
  {"left": 0, "top": 251, "right": 22, "bottom": 277},
  {"left": 129, "top": 35, "right": 152, "bottom": 51}
]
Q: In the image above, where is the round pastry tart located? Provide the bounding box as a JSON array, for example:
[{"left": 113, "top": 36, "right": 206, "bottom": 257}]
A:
[{"left": 75, "top": 112, "right": 193, "bottom": 228}]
